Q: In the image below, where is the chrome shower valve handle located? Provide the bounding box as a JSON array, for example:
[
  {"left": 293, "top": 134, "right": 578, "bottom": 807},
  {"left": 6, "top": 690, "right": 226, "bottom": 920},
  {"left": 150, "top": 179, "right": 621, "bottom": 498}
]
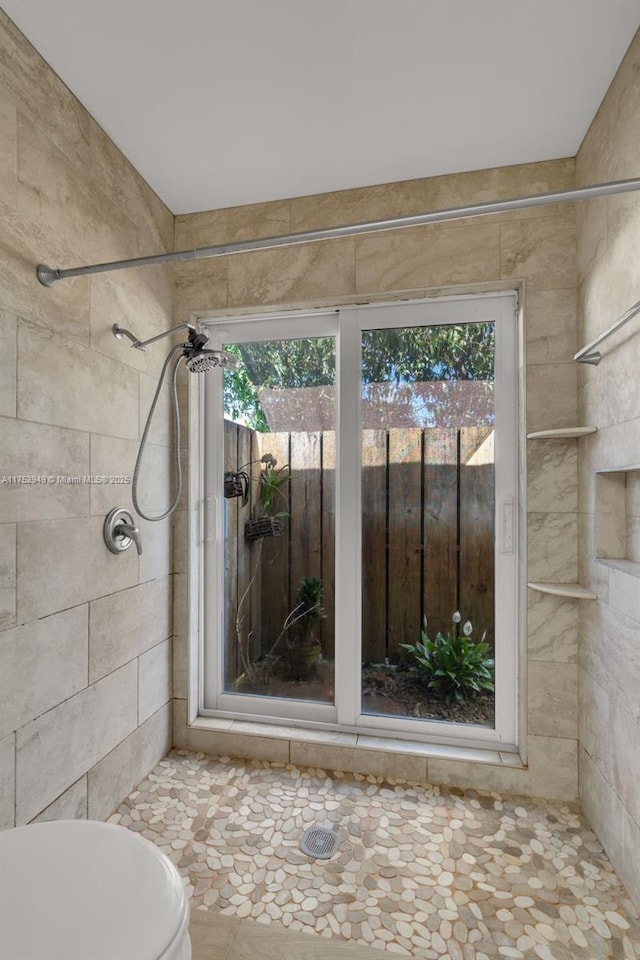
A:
[{"left": 104, "top": 507, "right": 143, "bottom": 556}]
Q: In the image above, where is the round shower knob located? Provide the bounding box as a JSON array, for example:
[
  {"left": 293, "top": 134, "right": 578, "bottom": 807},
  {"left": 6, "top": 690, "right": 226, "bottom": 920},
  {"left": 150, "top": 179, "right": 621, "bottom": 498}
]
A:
[{"left": 104, "top": 507, "right": 143, "bottom": 556}]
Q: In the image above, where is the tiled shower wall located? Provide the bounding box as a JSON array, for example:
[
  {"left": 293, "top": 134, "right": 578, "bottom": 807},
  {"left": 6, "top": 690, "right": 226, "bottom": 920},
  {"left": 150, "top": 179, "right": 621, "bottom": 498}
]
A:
[
  {"left": 172, "top": 156, "right": 582, "bottom": 801},
  {"left": 575, "top": 30, "right": 640, "bottom": 907},
  {"left": 0, "top": 11, "right": 173, "bottom": 826}
]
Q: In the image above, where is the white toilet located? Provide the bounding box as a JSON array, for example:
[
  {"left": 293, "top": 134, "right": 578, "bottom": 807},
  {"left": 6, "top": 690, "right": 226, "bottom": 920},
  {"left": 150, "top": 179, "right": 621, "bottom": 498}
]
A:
[{"left": 0, "top": 820, "right": 192, "bottom": 960}]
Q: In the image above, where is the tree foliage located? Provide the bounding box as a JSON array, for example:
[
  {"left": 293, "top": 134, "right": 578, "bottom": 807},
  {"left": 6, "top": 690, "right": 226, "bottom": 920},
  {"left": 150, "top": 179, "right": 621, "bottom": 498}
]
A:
[{"left": 224, "top": 324, "right": 494, "bottom": 431}]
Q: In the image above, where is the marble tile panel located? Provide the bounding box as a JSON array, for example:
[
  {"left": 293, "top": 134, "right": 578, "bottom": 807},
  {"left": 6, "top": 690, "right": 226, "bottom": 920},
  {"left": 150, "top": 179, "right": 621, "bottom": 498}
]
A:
[
  {"left": 427, "top": 754, "right": 530, "bottom": 796},
  {"left": 139, "top": 371, "right": 172, "bottom": 446},
  {"left": 138, "top": 516, "right": 172, "bottom": 582},
  {"left": 0, "top": 12, "right": 91, "bottom": 169},
  {"left": 89, "top": 435, "right": 170, "bottom": 520},
  {"left": 290, "top": 179, "right": 425, "bottom": 233},
  {"left": 501, "top": 216, "right": 576, "bottom": 290},
  {"left": 17, "top": 516, "right": 138, "bottom": 623},
  {"left": 355, "top": 221, "right": 499, "bottom": 293},
  {"left": 0, "top": 522, "right": 16, "bottom": 629},
  {"left": 526, "top": 589, "right": 578, "bottom": 662},
  {"left": 423, "top": 158, "right": 575, "bottom": 225},
  {"left": 0, "top": 92, "right": 17, "bottom": 204},
  {"left": 172, "top": 632, "right": 188, "bottom": 700},
  {"left": 526, "top": 438, "right": 577, "bottom": 513},
  {"left": 173, "top": 510, "right": 188, "bottom": 576},
  {"left": 577, "top": 512, "right": 609, "bottom": 601},
  {"left": 139, "top": 639, "right": 171, "bottom": 724},
  {"left": 0, "top": 202, "right": 90, "bottom": 343},
  {"left": 89, "top": 576, "right": 171, "bottom": 683},
  {"left": 580, "top": 603, "right": 640, "bottom": 721},
  {"left": 87, "top": 701, "right": 170, "bottom": 821},
  {"left": 527, "top": 512, "right": 578, "bottom": 582},
  {"left": 0, "top": 604, "right": 88, "bottom": 739},
  {"left": 620, "top": 804, "right": 640, "bottom": 909},
  {"left": 229, "top": 238, "right": 355, "bottom": 306},
  {"left": 575, "top": 197, "right": 608, "bottom": 284},
  {"left": 596, "top": 471, "right": 627, "bottom": 559},
  {"left": 610, "top": 698, "right": 640, "bottom": 827},
  {"left": 0, "top": 731, "right": 15, "bottom": 828},
  {"left": 525, "top": 289, "right": 577, "bottom": 365},
  {"left": 173, "top": 257, "right": 229, "bottom": 317},
  {"left": 32, "top": 776, "right": 87, "bottom": 822},
  {"left": 578, "top": 747, "right": 622, "bottom": 879},
  {"left": 17, "top": 115, "right": 139, "bottom": 263},
  {"left": 0, "top": 309, "right": 16, "bottom": 418},
  {"left": 526, "top": 735, "right": 578, "bottom": 801},
  {"left": 15, "top": 659, "right": 137, "bottom": 823},
  {"left": 176, "top": 198, "right": 291, "bottom": 248},
  {"left": 527, "top": 661, "right": 577, "bottom": 738},
  {"left": 90, "top": 273, "right": 151, "bottom": 374},
  {"left": 289, "top": 741, "right": 427, "bottom": 782},
  {"left": 0, "top": 417, "right": 90, "bottom": 522},
  {"left": 609, "top": 566, "right": 640, "bottom": 621},
  {"left": 17, "top": 320, "right": 139, "bottom": 439},
  {"left": 88, "top": 122, "right": 173, "bottom": 253},
  {"left": 526, "top": 361, "right": 578, "bottom": 433}
]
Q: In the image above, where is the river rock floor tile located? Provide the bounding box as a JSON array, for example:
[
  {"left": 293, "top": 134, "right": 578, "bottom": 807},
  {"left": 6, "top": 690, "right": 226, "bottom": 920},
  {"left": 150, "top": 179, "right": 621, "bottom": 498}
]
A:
[{"left": 112, "top": 750, "right": 640, "bottom": 959}]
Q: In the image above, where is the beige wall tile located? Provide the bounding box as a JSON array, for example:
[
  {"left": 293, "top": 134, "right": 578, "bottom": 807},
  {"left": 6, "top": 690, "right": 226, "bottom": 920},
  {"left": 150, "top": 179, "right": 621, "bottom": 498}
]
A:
[
  {"left": 0, "top": 309, "right": 16, "bottom": 418},
  {"left": 527, "top": 661, "right": 577, "bottom": 738},
  {"left": 176, "top": 198, "right": 290, "bottom": 248},
  {"left": 501, "top": 216, "right": 576, "bottom": 290},
  {"left": 0, "top": 605, "right": 88, "bottom": 739},
  {"left": 89, "top": 577, "right": 171, "bottom": 683},
  {"left": 172, "top": 631, "right": 188, "bottom": 700},
  {"left": 580, "top": 602, "right": 640, "bottom": 722},
  {"left": 609, "top": 566, "right": 640, "bottom": 621},
  {"left": 0, "top": 92, "right": 17, "bottom": 203},
  {"left": 0, "top": 11, "right": 91, "bottom": 170},
  {"left": 89, "top": 436, "right": 170, "bottom": 519},
  {"left": 138, "top": 371, "right": 172, "bottom": 446},
  {"left": 32, "top": 776, "right": 87, "bottom": 822},
  {"left": 17, "top": 516, "right": 138, "bottom": 623},
  {"left": 527, "top": 590, "right": 578, "bottom": 663},
  {"left": 0, "top": 522, "right": 16, "bottom": 629},
  {"left": 15, "top": 660, "right": 137, "bottom": 823},
  {"left": 173, "top": 257, "right": 228, "bottom": 316},
  {"left": 355, "top": 222, "right": 499, "bottom": 293},
  {"left": 229, "top": 237, "right": 355, "bottom": 307},
  {"left": 138, "top": 516, "right": 173, "bottom": 582},
  {"left": 526, "top": 362, "right": 578, "bottom": 432},
  {"left": 0, "top": 203, "right": 90, "bottom": 343},
  {"left": 87, "top": 701, "right": 171, "bottom": 821},
  {"left": 0, "top": 731, "right": 15, "bottom": 828},
  {"left": 138, "top": 638, "right": 171, "bottom": 724},
  {"left": 527, "top": 512, "right": 578, "bottom": 582},
  {"left": 527, "top": 439, "right": 577, "bottom": 513},
  {"left": 428, "top": 755, "right": 530, "bottom": 796},
  {"left": 17, "top": 320, "right": 139, "bottom": 439},
  {"left": 89, "top": 273, "right": 152, "bottom": 374},
  {"left": 527, "top": 735, "right": 577, "bottom": 801},
  {"left": 610, "top": 698, "right": 640, "bottom": 826},
  {"left": 290, "top": 179, "right": 425, "bottom": 233},
  {"left": 0, "top": 417, "right": 90, "bottom": 522},
  {"left": 289, "top": 740, "right": 427, "bottom": 782},
  {"left": 525, "top": 289, "right": 577, "bottom": 365}
]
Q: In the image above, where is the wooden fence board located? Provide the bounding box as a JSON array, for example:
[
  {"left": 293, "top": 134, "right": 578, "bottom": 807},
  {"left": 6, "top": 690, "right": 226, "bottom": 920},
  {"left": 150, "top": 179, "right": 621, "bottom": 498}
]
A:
[
  {"left": 256, "top": 431, "right": 291, "bottom": 653},
  {"left": 223, "top": 420, "right": 239, "bottom": 686},
  {"left": 290, "top": 432, "right": 322, "bottom": 587},
  {"left": 387, "top": 429, "right": 423, "bottom": 658},
  {"left": 361, "top": 430, "right": 387, "bottom": 663},
  {"left": 423, "top": 429, "right": 458, "bottom": 641}
]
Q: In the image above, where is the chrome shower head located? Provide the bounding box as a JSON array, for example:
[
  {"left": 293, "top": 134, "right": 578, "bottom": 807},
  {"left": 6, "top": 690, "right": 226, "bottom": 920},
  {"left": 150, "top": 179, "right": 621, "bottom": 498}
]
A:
[
  {"left": 185, "top": 349, "right": 238, "bottom": 373},
  {"left": 182, "top": 329, "right": 239, "bottom": 373}
]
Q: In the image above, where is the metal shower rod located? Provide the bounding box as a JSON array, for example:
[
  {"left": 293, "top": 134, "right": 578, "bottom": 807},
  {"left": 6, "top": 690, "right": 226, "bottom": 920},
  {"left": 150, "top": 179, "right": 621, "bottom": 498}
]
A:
[{"left": 36, "top": 177, "right": 640, "bottom": 287}]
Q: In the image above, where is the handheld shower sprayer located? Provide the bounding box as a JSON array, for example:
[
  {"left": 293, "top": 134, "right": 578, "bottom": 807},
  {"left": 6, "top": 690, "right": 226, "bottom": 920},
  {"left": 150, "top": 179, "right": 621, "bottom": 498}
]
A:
[{"left": 112, "top": 321, "right": 238, "bottom": 521}]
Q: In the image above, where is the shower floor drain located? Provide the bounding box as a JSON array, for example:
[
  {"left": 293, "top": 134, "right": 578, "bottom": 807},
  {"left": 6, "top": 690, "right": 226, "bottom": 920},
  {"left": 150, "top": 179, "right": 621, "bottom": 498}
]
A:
[{"left": 299, "top": 825, "right": 340, "bottom": 859}]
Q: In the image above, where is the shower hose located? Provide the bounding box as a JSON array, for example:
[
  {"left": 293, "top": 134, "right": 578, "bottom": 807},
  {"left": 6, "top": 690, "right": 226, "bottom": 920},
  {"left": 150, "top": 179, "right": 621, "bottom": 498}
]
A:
[{"left": 132, "top": 342, "right": 185, "bottom": 521}]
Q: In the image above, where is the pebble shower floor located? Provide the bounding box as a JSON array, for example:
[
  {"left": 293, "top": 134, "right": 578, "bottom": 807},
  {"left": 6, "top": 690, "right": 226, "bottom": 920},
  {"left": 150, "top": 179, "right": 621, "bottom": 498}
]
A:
[{"left": 112, "top": 750, "right": 640, "bottom": 959}]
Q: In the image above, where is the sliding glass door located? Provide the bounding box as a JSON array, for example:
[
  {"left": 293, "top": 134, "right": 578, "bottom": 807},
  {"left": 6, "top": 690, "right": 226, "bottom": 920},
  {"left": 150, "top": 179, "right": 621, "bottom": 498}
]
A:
[{"left": 202, "top": 294, "right": 518, "bottom": 747}]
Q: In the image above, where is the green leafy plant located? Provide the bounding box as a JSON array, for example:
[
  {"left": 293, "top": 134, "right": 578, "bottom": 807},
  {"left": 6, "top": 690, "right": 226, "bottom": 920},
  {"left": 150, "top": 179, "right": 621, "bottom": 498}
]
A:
[
  {"left": 256, "top": 462, "right": 291, "bottom": 519},
  {"left": 401, "top": 612, "right": 494, "bottom": 702}
]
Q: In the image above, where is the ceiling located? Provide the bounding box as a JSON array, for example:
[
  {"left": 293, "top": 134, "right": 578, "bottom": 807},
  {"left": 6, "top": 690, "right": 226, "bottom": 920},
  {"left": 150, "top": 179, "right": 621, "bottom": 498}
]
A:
[{"left": 2, "top": 0, "right": 639, "bottom": 214}]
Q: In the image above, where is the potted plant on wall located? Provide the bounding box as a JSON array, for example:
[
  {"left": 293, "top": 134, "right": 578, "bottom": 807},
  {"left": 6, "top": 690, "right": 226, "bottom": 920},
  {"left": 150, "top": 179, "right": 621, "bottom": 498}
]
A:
[
  {"left": 225, "top": 452, "right": 277, "bottom": 501},
  {"left": 244, "top": 459, "right": 291, "bottom": 541},
  {"left": 286, "top": 577, "right": 325, "bottom": 680}
]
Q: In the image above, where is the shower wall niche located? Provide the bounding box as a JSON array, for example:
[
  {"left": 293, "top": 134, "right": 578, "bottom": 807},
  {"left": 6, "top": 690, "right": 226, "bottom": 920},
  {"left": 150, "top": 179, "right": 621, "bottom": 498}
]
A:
[{"left": 595, "top": 466, "right": 640, "bottom": 574}]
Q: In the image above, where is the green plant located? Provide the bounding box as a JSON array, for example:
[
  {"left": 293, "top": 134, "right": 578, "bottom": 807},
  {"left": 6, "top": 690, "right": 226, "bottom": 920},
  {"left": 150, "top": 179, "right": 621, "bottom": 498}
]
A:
[
  {"left": 401, "top": 612, "right": 494, "bottom": 702},
  {"left": 256, "top": 462, "right": 291, "bottom": 518},
  {"left": 287, "top": 577, "right": 325, "bottom": 650}
]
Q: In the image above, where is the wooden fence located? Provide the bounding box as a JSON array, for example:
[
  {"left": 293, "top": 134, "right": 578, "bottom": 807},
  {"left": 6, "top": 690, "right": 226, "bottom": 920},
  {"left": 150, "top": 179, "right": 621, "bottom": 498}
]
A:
[{"left": 223, "top": 420, "right": 494, "bottom": 681}]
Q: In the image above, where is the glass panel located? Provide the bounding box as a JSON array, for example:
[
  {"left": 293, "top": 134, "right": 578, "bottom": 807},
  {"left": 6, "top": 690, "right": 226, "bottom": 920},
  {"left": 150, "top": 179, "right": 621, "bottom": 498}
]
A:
[
  {"left": 361, "top": 322, "right": 496, "bottom": 727},
  {"left": 221, "top": 336, "right": 335, "bottom": 704}
]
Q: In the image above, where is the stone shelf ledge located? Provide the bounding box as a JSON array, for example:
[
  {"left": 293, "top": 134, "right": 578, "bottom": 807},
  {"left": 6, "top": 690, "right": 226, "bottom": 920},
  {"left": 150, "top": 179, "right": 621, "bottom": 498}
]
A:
[
  {"left": 526, "top": 427, "right": 597, "bottom": 440},
  {"left": 527, "top": 581, "right": 597, "bottom": 600}
]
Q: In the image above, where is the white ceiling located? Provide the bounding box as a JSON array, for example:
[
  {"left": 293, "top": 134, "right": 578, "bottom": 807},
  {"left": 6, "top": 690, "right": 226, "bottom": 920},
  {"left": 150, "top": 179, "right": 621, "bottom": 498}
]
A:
[{"left": 2, "top": 0, "right": 639, "bottom": 214}]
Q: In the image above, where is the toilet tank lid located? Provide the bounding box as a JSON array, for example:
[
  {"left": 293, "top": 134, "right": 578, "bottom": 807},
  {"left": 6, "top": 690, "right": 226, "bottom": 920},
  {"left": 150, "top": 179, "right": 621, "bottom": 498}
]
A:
[{"left": 0, "top": 820, "right": 189, "bottom": 960}]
